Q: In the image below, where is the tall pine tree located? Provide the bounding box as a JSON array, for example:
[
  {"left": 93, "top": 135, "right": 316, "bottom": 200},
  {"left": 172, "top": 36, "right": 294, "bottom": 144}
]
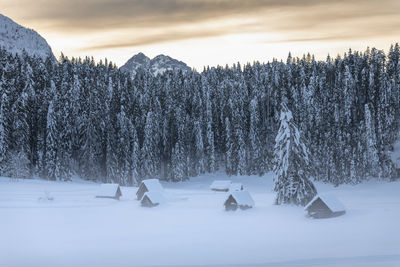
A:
[{"left": 273, "top": 102, "right": 317, "bottom": 206}]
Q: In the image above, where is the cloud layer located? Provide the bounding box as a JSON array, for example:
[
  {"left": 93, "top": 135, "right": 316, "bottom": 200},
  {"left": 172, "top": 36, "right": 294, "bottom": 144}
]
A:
[{"left": 2, "top": 0, "right": 400, "bottom": 67}]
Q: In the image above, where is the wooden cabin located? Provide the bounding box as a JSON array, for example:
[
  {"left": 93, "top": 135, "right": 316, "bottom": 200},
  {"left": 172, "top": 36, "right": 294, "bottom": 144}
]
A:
[
  {"left": 95, "top": 184, "right": 122, "bottom": 200},
  {"left": 210, "top": 180, "right": 231, "bottom": 192},
  {"left": 304, "top": 194, "right": 346, "bottom": 219},
  {"left": 141, "top": 191, "right": 166, "bottom": 208},
  {"left": 136, "top": 179, "right": 164, "bottom": 200},
  {"left": 224, "top": 191, "right": 255, "bottom": 211}
]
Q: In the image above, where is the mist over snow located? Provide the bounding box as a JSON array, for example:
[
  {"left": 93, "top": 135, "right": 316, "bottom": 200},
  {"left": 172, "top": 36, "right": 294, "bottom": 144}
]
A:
[{"left": 0, "top": 174, "right": 400, "bottom": 267}]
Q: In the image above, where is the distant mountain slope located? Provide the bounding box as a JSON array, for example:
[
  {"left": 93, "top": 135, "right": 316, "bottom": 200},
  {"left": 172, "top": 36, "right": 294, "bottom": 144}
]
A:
[
  {"left": 120, "top": 53, "right": 191, "bottom": 76},
  {"left": 120, "top": 52, "right": 151, "bottom": 75},
  {"left": 0, "top": 14, "right": 56, "bottom": 61}
]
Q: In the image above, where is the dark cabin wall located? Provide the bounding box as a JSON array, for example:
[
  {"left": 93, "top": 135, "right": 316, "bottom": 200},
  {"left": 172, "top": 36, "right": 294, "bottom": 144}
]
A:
[
  {"left": 224, "top": 196, "right": 238, "bottom": 211},
  {"left": 307, "top": 198, "right": 332, "bottom": 218},
  {"left": 136, "top": 184, "right": 148, "bottom": 200}
]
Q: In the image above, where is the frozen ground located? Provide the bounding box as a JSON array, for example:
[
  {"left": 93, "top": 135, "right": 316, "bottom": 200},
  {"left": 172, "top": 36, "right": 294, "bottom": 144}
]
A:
[{"left": 0, "top": 173, "right": 399, "bottom": 267}]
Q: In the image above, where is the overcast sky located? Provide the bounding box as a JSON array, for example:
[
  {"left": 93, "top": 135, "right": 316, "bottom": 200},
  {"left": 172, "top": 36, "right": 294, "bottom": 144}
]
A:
[{"left": 3, "top": 0, "right": 400, "bottom": 69}]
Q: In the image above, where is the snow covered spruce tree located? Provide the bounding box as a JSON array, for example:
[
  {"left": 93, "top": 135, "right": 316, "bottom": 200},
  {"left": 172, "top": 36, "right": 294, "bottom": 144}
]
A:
[
  {"left": 45, "top": 100, "right": 58, "bottom": 180},
  {"left": 273, "top": 102, "right": 317, "bottom": 206},
  {"left": 0, "top": 89, "right": 11, "bottom": 175}
]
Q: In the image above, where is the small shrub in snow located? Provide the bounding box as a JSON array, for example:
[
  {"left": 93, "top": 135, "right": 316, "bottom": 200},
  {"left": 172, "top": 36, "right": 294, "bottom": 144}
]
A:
[{"left": 38, "top": 190, "right": 54, "bottom": 202}]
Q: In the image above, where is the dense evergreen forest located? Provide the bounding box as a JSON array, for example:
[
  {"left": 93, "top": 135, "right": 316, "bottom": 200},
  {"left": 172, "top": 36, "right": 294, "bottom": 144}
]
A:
[{"left": 1, "top": 44, "right": 400, "bottom": 185}]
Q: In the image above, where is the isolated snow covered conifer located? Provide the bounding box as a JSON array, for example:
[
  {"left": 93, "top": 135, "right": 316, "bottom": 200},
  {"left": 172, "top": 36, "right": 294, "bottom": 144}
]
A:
[{"left": 273, "top": 102, "right": 317, "bottom": 206}]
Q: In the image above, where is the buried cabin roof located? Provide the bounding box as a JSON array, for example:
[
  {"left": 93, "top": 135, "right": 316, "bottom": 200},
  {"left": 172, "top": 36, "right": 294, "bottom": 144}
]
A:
[
  {"left": 210, "top": 180, "right": 231, "bottom": 190},
  {"left": 143, "top": 191, "right": 166, "bottom": 205},
  {"left": 96, "top": 184, "right": 121, "bottom": 197},
  {"left": 229, "top": 183, "right": 243, "bottom": 192},
  {"left": 305, "top": 194, "right": 345, "bottom": 213},
  {"left": 142, "top": 179, "right": 164, "bottom": 191},
  {"left": 228, "top": 191, "right": 255, "bottom": 207}
]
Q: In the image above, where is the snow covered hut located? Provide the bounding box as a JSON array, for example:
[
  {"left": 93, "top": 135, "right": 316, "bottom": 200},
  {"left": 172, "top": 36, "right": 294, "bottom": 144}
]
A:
[
  {"left": 229, "top": 183, "right": 244, "bottom": 192},
  {"left": 95, "top": 184, "right": 122, "bottom": 200},
  {"left": 136, "top": 179, "right": 164, "bottom": 200},
  {"left": 210, "top": 180, "right": 231, "bottom": 192},
  {"left": 224, "top": 191, "right": 255, "bottom": 211},
  {"left": 304, "top": 194, "right": 346, "bottom": 219},
  {"left": 141, "top": 191, "right": 166, "bottom": 208}
]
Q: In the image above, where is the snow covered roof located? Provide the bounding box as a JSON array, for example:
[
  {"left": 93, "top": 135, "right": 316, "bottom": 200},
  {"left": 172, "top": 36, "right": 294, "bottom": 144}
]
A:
[
  {"left": 142, "top": 179, "right": 163, "bottom": 192},
  {"left": 143, "top": 191, "right": 166, "bottom": 204},
  {"left": 210, "top": 180, "right": 231, "bottom": 190},
  {"left": 228, "top": 191, "right": 255, "bottom": 207},
  {"left": 229, "top": 183, "right": 243, "bottom": 192},
  {"left": 96, "top": 184, "right": 121, "bottom": 197},
  {"left": 305, "top": 194, "right": 345, "bottom": 213}
]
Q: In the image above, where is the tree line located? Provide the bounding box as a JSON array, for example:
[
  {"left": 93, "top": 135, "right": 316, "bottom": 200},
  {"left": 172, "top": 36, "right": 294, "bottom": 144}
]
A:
[{"left": 0, "top": 44, "right": 399, "bottom": 185}]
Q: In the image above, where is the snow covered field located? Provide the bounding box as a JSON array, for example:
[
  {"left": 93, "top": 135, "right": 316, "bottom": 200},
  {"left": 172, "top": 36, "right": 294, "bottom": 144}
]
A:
[{"left": 0, "top": 173, "right": 399, "bottom": 267}]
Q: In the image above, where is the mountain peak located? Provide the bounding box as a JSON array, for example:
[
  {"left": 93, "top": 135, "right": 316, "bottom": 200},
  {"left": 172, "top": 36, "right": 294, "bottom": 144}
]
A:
[
  {"left": 131, "top": 52, "right": 150, "bottom": 63},
  {"left": 120, "top": 53, "right": 191, "bottom": 76},
  {"left": 0, "top": 13, "right": 56, "bottom": 61}
]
